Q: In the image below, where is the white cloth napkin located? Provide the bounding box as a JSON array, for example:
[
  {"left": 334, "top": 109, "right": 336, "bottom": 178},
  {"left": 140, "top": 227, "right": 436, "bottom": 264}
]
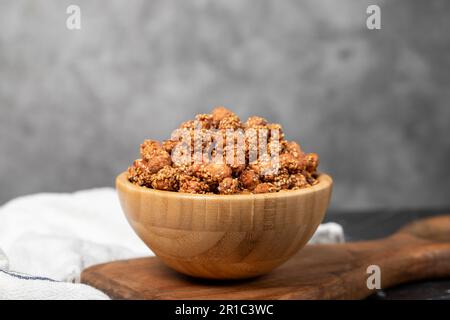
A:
[
  {"left": 310, "top": 222, "right": 345, "bottom": 244},
  {"left": 0, "top": 248, "right": 8, "bottom": 270},
  {"left": 0, "top": 269, "right": 109, "bottom": 300},
  {"left": 0, "top": 188, "right": 344, "bottom": 300},
  {"left": 1, "top": 240, "right": 109, "bottom": 300},
  {"left": 0, "top": 188, "right": 150, "bottom": 299},
  {"left": 0, "top": 188, "right": 150, "bottom": 280}
]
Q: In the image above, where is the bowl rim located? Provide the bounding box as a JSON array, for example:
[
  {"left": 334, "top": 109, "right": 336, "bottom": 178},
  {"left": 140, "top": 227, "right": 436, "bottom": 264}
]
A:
[{"left": 116, "top": 171, "right": 332, "bottom": 201}]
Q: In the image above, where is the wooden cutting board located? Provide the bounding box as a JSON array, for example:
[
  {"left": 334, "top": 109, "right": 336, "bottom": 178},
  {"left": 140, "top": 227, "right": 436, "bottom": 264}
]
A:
[{"left": 81, "top": 215, "right": 450, "bottom": 299}]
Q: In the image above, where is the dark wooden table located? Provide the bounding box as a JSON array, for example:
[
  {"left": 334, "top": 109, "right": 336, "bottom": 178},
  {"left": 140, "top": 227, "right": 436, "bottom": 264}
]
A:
[{"left": 325, "top": 208, "right": 450, "bottom": 300}]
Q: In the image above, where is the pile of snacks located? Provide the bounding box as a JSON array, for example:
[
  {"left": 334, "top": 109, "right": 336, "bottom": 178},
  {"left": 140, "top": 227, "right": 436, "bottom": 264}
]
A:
[{"left": 128, "top": 107, "right": 319, "bottom": 194}]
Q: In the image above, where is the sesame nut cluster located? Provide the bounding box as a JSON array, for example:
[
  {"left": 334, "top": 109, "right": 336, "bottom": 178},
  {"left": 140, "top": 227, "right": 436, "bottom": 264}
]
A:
[{"left": 128, "top": 107, "right": 320, "bottom": 194}]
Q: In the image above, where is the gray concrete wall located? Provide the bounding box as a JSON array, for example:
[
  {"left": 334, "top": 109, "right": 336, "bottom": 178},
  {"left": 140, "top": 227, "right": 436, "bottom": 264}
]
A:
[{"left": 1, "top": 0, "right": 449, "bottom": 209}]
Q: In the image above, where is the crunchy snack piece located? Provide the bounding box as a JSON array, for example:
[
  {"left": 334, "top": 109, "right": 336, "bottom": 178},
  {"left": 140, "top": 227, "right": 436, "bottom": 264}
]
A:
[
  {"left": 302, "top": 170, "right": 319, "bottom": 186},
  {"left": 290, "top": 173, "right": 309, "bottom": 189},
  {"left": 140, "top": 140, "right": 172, "bottom": 173},
  {"left": 218, "top": 177, "right": 240, "bottom": 195},
  {"left": 283, "top": 141, "right": 303, "bottom": 159},
  {"left": 218, "top": 114, "right": 242, "bottom": 130},
  {"left": 273, "top": 169, "right": 291, "bottom": 190},
  {"left": 140, "top": 140, "right": 163, "bottom": 159},
  {"left": 212, "top": 106, "right": 234, "bottom": 125},
  {"left": 179, "top": 178, "right": 210, "bottom": 194},
  {"left": 253, "top": 183, "right": 277, "bottom": 194},
  {"left": 245, "top": 116, "right": 268, "bottom": 128},
  {"left": 199, "top": 163, "right": 232, "bottom": 184},
  {"left": 151, "top": 166, "right": 178, "bottom": 191},
  {"left": 180, "top": 120, "right": 196, "bottom": 130},
  {"left": 195, "top": 114, "right": 213, "bottom": 129},
  {"left": 304, "top": 153, "right": 319, "bottom": 173},
  {"left": 279, "top": 152, "right": 303, "bottom": 173},
  {"left": 239, "top": 169, "right": 259, "bottom": 190},
  {"left": 128, "top": 107, "right": 320, "bottom": 194},
  {"left": 128, "top": 159, "right": 154, "bottom": 187}
]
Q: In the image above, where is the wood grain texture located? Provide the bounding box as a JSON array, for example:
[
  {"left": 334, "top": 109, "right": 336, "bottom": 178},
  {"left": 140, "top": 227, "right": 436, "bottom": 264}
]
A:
[
  {"left": 81, "top": 215, "right": 450, "bottom": 300},
  {"left": 115, "top": 172, "right": 333, "bottom": 279}
]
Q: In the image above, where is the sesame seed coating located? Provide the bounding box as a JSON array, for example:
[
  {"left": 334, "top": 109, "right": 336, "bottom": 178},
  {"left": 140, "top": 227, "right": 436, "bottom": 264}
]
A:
[{"left": 127, "top": 107, "right": 319, "bottom": 194}]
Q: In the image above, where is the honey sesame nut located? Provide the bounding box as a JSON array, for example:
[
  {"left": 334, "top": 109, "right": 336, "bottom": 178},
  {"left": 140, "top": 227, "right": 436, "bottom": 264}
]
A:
[
  {"left": 218, "top": 177, "right": 240, "bottom": 195},
  {"left": 127, "top": 107, "right": 320, "bottom": 194},
  {"left": 304, "top": 153, "right": 319, "bottom": 173},
  {"left": 245, "top": 116, "right": 268, "bottom": 128},
  {"left": 253, "top": 182, "right": 277, "bottom": 194},
  {"left": 212, "top": 106, "right": 235, "bottom": 126}
]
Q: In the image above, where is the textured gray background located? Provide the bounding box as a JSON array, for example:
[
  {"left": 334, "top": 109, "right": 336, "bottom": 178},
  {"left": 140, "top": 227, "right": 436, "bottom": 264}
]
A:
[{"left": 1, "top": 0, "right": 449, "bottom": 209}]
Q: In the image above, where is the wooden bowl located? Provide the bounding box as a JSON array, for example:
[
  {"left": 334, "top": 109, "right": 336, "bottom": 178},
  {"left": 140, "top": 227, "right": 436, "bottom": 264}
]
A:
[{"left": 116, "top": 172, "right": 333, "bottom": 279}]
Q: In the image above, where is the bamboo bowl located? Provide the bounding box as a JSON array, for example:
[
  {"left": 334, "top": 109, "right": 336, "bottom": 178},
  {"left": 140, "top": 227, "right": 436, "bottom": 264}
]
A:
[{"left": 116, "top": 172, "right": 333, "bottom": 279}]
